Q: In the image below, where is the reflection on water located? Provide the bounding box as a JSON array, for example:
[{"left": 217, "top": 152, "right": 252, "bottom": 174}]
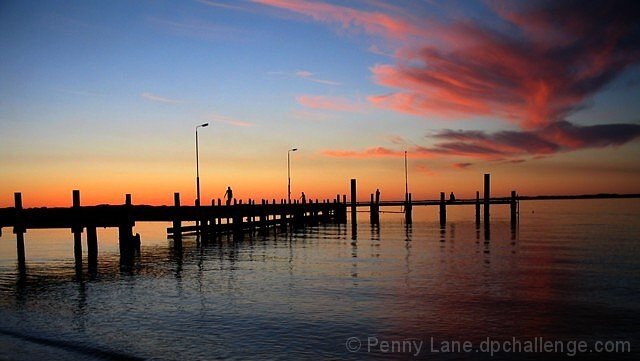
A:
[{"left": 0, "top": 199, "right": 638, "bottom": 360}]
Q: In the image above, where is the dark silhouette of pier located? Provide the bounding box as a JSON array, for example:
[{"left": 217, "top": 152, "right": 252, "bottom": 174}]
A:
[{"left": 1, "top": 173, "right": 521, "bottom": 270}]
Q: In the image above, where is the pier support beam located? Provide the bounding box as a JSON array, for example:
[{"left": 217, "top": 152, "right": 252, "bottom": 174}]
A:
[
  {"left": 439, "top": 192, "right": 446, "bottom": 227},
  {"left": 483, "top": 174, "right": 490, "bottom": 224},
  {"left": 510, "top": 190, "right": 517, "bottom": 226},
  {"left": 475, "top": 191, "right": 480, "bottom": 226},
  {"left": 404, "top": 193, "right": 412, "bottom": 225},
  {"left": 87, "top": 226, "right": 98, "bottom": 267},
  {"left": 172, "top": 192, "right": 182, "bottom": 242},
  {"left": 369, "top": 193, "right": 379, "bottom": 224},
  {"left": 72, "top": 190, "right": 83, "bottom": 268},
  {"left": 350, "top": 179, "right": 357, "bottom": 227},
  {"left": 14, "top": 192, "right": 25, "bottom": 267},
  {"left": 118, "top": 193, "right": 138, "bottom": 255}
]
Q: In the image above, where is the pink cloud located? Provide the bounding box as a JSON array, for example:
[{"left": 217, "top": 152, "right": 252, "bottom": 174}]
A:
[
  {"left": 210, "top": 113, "right": 253, "bottom": 127},
  {"left": 140, "top": 92, "right": 184, "bottom": 104},
  {"left": 323, "top": 147, "right": 405, "bottom": 158},
  {"left": 453, "top": 163, "right": 473, "bottom": 169},
  {"left": 253, "top": 0, "right": 422, "bottom": 40},
  {"left": 258, "top": 0, "right": 640, "bottom": 131},
  {"left": 369, "top": 2, "right": 640, "bottom": 129},
  {"left": 416, "top": 164, "right": 436, "bottom": 175},
  {"left": 297, "top": 95, "right": 362, "bottom": 112}
]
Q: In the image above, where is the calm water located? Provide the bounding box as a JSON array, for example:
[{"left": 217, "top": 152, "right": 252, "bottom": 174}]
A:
[{"left": 0, "top": 199, "right": 638, "bottom": 360}]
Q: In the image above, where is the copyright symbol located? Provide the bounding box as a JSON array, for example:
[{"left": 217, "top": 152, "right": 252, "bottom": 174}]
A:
[{"left": 345, "top": 337, "right": 361, "bottom": 352}]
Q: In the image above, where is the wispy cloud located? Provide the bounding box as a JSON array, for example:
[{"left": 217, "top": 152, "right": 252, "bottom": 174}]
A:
[
  {"left": 453, "top": 163, "right": 473, "bottom": 169},
  {"left": 368, "top": 44, "right": 394, "bottom": 57},
  {"left": 141, "top": 92, "right": 184, "bottom": 104},
  {"left": 253, "top": 0, "right": 424, "bottom": 40},
  {"left": 210, "top": 113, "right": 253, "bottom": 127},
  {"left": 323, "top": 147, "right": 405, "bottom": 158},
  {"left": 294, "top": 70, "right": 341, "bottom": 85},
  {"left": 268, "top": 70, "right": 340, "bottom": 85},
  {"left": 297, "top": 95, "right": 363, "bottom": 112},
  {"left": 196, "top": 0, "right": 250, "bottom": 12},
  {"left": 386, "top": 135, "right": 407, "bottom": 145},
  {"left": 416, "top": 164, "right": 436, "bottom": 175},
  {"left": 290, "top": 109, "right": 332, "bottom": 121},
  {"left": 323, "top": 121, "right": 640, "bottom": 160}
]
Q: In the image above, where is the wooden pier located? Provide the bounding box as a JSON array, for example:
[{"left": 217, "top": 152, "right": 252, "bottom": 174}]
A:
[
  {"left": 0, "top": 173, "right": 518, "bottom": 269},
  {"left": 349, "top": 173, "right": 519, "bottom": 229}
]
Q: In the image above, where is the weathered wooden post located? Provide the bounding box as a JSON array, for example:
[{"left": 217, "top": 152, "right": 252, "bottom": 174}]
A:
[
  {"left": 475, "top": 191, "right": 480, "bottom": 226},
  {"left": 260, "top": 199, "right": 267, "bottom": 232},
  {"left": 483, "top": 173, "right": 490, "bottom": 224},
  {"left": 119, "top": 193, "right": 136, "bottom": 254},
  {"left": 340, "top": 194, "right": 348, "bottom": 223},
  {"left": 439, "top": 192, "right": 446, "bottom": 227},
  {"left": 404, "top": 193, "right": 413, "bottom": 224},
  {"left": 369, "top": 193, "right": 379, "bottom": 224},
  {"left": 172, "top": 192, "right": 182, "bottom": 241},
  {"left": 232, "top": 200, "right": 243, "bottom": 235},
  {"left": 350, "top": 179, "right": 357, "bottom": 227},
  {"left": 510, "top": 190, "right": 517, "bottom": 226},
  {"left": 87, "top": 226, "right": 98, "bottom": 267},
  {"left": 248, "top": 198, "right": 254, "bottom": 230},
  {"left": 209, "top": 199, "right": 218, "bottom": 236},
  {"left": 72, "top": 190, "right": 83, "bottom": 267},
  {"left": 86, "top": 190, "right": 103, "bottom": 266},
  {"left": 14, "top": 192, "right": 25, "bottom": 267}
]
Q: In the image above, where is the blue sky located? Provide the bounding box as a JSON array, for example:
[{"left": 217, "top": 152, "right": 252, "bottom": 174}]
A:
[{"left": 1, "top": 0, "right": 639, "bottom": 206}]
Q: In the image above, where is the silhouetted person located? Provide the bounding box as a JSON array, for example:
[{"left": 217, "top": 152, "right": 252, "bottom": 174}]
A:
[
  {"left": 449, "top": 192, "right": 456, "bottom": 202},
  {"left": 300, "top": 192, "right": 306, "bottom": 204},
  {"left": 224, "top": 186, "right": 233, "bottom": 206},
  {"left": 375, "top": 188, "right": 380, "bottom": 203}
]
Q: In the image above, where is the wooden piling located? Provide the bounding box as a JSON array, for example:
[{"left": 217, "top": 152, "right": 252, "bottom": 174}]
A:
[
  {"left": 475, "top": 191, "right": 480, "bottom": 226},
  {"left": 404, "top": 193, "right": 413, "bottom": 224},
  {"left": 483, "top": 173, "right": 490, "bottom": 224},
  {"left": 439, "top": 192, "right": 446, "bottom": 227},
  {"left": 72, "top": 190, "right": 82, "bottom": 267},
  {"left": 87, "top": 226, "right": 98, "bottom": 265},
  {"left": 14, "top": 192, "right": 25, "bottom": 266},
  {"left": 369, "top": 193, "right": 379, "bottom": 224},
  {"left": 350, "top": 179, "right": 357, "bottom": 227},
  {"left": 172, "top": 192, "right": 182, "bottom": 240},
  {"left": 510, "top": 190, "right": 517, "bottom": 226}
]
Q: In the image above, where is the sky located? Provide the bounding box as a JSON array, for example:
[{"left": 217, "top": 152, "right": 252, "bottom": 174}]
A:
[{"left": 1, "top": 0, "right": 640, "bottom": 207}]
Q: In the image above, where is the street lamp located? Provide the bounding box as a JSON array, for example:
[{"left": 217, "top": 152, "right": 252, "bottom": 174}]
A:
[
  {"left": 404, "top": 150, "right": 409, "bottom": 201},
  {"left": 195, "top": 123, "right": 209, "bottom": 207},
  {"left": 287, "top": 148, "right": 298, "bottom": 203}
]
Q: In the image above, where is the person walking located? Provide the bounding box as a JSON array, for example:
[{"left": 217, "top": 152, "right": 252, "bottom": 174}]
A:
[{"left": 224, "top": 186, "right": 233, "bottom": 206}]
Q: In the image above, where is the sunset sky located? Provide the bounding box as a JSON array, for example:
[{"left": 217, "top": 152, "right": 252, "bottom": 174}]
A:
[{"left": 1, "top": 0, "right": 639, "bottom": 207}]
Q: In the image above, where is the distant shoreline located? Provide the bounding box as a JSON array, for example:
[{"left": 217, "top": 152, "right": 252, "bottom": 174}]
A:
[{"left": 518, "top": 194, "right": 640, "bottom": 201}]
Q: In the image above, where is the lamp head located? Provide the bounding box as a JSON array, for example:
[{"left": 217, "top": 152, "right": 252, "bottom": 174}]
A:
[{"left": 291, "top": 148, "right": 298, "bottom": 152}]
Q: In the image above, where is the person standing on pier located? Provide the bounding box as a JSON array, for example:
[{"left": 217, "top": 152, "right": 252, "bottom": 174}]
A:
[
  {"left": 375, "top": 188, "right": 381, "bottom": 203},
  {"left": 449, "top": 192, "right": 456, "bottom": 203},
  {"left": 224, "top": 186, "right": 233, "bottom": 206},
  {"left": 300, "top": 192, "right": 306, "bottom": 204}
]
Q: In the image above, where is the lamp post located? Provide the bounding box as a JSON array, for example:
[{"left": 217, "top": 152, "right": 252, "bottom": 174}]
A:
[
  {"left": 195, "top": 123, "right": 209, "bottom": 207},
  {"left": 287, "top": 148, "right": 298, "bottom": 203},
  {"left": 404, "top": 150, "right": 409, "bottom": 201}
]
